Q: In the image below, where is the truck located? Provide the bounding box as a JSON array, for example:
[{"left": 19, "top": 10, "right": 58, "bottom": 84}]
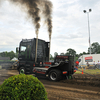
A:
[
  {"left": 78, "top": 54, "right": 100, "bottom": 68},
  {"left": 17, "top": 38, "right": 76, "bottom": 81}
]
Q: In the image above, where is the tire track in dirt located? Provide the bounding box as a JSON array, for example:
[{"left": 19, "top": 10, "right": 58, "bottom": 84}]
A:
[
  {"left": 44, "top": 84, "right": 100, "bottom": 100},
  {"left": 44, "top": 84, "right": 100, "bottom": 95}
]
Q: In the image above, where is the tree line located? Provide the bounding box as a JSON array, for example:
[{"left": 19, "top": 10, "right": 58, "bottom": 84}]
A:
[
  {"left": 0, "top": 51, "right": 18, "bottom": 60},
  {"left": 0, "top": 42, "right": 100, "bottom": 60},
  {"left": 50, "top": 42, "right": 100, "bottom": 61}
]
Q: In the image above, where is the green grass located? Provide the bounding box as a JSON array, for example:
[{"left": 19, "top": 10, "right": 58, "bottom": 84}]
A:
[
  {"left": 75, "top": 68, "right": 100, "bottom": 74},
  {"left": 0, "top": 60, "right": 11, "bottom": 61}
]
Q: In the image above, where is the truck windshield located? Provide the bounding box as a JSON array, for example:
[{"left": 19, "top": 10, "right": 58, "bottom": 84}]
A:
[
  {"left": 78, "top": 59, "right": 81, "bottom": 62},
  {"left": 21, "top": 46, "right": 26, "bottom": 52},
  {"left": 20, "top": 44, "right": 27, "bottom": 56},
  {"left": 20, "top": 42, "right": 31, "bottom": 55}
]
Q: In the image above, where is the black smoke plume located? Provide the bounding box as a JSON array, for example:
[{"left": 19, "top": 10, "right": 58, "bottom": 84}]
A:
[
  {"left": 10, "top": 0, "right": 40, "bottom": 36},
  {"left": 9, "top": 0, "right": 52, "bottom": 38},
  {"left": 42, "top": 0, "right": 53, "bottom": 41}
]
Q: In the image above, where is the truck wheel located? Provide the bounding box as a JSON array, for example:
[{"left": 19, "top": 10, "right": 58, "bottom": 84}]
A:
[
  {"left": 48, "top": 69, "right": 62, "bottom": 81},
  {"left": 19, "top": 67, "right": 25, "bottom": 74}
]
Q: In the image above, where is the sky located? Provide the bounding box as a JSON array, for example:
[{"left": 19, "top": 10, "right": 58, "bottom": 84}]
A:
[{"left": 0, "top": 0, "right": 100, "bottom": 56}]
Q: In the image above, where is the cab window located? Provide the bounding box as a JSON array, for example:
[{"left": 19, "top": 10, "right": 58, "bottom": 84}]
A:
[{"left": 78, "top": 59, "right": 81, "bottom": 62}]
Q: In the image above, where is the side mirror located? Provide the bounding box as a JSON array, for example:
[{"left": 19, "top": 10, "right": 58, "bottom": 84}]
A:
[{"left": 16, "top": 47, "right": 19, "bottom": 53}]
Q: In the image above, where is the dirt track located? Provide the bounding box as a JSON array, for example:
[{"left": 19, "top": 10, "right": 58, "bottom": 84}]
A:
[{"left": 0, "top": 69, "right": 100, "bottom": 100}]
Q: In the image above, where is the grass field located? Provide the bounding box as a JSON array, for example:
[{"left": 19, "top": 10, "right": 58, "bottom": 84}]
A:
[{"left": 75, "top": 68, "right": 100, "bottom": 74}]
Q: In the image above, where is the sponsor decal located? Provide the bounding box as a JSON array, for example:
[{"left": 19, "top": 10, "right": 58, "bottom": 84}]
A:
[
  {"left": 36, "top": 71, "right": 46, "bottom": 74},
  {"left": 85, "top": 56, "right": 93, "bottom": 62},
  {"left": 85, "top": 56, "right": 92, "bottom": 60},
  {"left": 44, "top": 62, "right": 51, "bottom": 65},
  {"left": 33, "top": 68, "right": 46, "bottom": 74},
  {"left": 56, "top": 56, "right": 68, "bottom": 59}
]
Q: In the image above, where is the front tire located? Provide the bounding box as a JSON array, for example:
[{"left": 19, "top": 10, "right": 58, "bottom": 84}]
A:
[
  {"left": 48, "top": 69, "right": 62, "bottom": 81},
  {"left": 19, "top": 67, "right": 25, "bottom": 74}
]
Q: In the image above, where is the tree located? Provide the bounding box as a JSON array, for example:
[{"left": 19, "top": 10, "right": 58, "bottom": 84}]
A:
[
  {"left": 0, "top": 51, "right": 16, "bottom": 60},
  {"left": 75, "top": 54, "right": 79, "bottom": 61},
  {"left": 50, "top": 54, "right": 54, "bottom": 60},
  {"left": 54, "top": 52, "right": 58, "bottom": 58},
  {"left": 82, "top": 52, "right": 87, "bottom": 54},
  {"left": 9, "top": 51, "right": 16, "bottom": 59},
  {"left": 65, "top": 48, "right": 76, "bottom": 56},
  {"left": 97, "top": 46, "right": 100, "bottom": 53},
  {"left": 88, "top": 42, "right": 100, "bottom": 54}
]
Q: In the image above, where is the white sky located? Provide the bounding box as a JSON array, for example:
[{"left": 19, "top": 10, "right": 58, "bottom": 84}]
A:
[{"left": 0, "top": 0, "right": 100, "bottom": 56}]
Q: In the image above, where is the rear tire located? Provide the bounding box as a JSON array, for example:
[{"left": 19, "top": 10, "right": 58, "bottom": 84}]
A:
[
  {"left": 19, "top": 67, "right": 25, "bottom": 74},
  {"left": 48, "top": 69, "right": 62, "bottom": 81}
]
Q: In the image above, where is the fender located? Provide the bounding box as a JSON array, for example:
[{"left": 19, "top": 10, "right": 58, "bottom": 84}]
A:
[
  {"left": 46, "top": 61, "right": 65, "bottom": 74},
  {"left": 33, "top": 61, "right": 65, "bottom": 75}
]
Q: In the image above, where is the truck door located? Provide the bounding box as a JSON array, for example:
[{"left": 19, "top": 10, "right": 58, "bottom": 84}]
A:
[
  {"left": 19, "top": 42, "right": 32, "bottom": 60},
  {"left": 19, "top": 45, "right": 27, "bottom": 60}
]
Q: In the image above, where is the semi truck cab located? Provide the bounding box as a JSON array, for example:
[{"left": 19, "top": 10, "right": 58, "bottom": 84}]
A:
[{"left": 17, "top": 38, "right": 76, "bottom": 81}]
